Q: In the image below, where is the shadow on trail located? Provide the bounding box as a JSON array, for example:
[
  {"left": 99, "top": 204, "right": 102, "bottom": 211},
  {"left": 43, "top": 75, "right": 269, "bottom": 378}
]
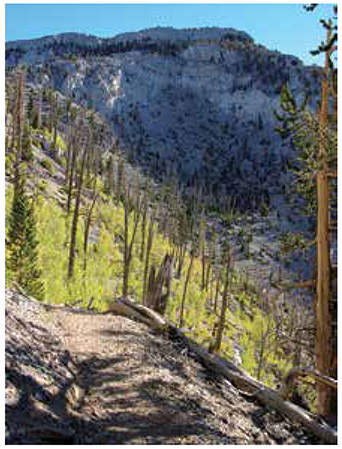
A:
[{"left": 6, "top": 320, "right": 287, "bottom": 445}]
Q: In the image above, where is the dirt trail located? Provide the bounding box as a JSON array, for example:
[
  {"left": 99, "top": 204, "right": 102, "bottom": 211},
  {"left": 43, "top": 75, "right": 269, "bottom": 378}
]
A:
[{"left": 6, "top": 289, "right": 315, "bottom": 444}]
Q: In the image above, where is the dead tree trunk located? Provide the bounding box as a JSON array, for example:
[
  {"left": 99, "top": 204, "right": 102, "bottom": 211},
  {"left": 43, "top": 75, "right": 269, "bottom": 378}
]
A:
[
  {"left": 142, "top": 215, "right": 155, "bottom": 305},
  {"left": 14, "top": 70, "right": 25, "bottom": 173},
  {"left": 209, "top": 251, "right": 231, "bottom": 354},
  {"left": 122, "top": 190, "right": 142, "bottom": 298},
  {"left": 176, "top": 244, "right": 186, "bottom": 279},
  {"left": 145, "top": 254, "right": 173, "bottom": 315},
  {"left": 179, "top": 249, "right": 195, "bottom": 328},
  {"left": 140, "top": 201, "right": 147, "bottom": 262},
  {"left": 199, "top": 217, "right": 206, "bottom": 291},
  {"left": 83, "top": 191, "right": 99, "bottom": 271},
  {"left": 67, "top": 138, "right": 88, "bottom": 279},
  {"left": 66, "top": 142, "right": 77, "bottom": 215}
]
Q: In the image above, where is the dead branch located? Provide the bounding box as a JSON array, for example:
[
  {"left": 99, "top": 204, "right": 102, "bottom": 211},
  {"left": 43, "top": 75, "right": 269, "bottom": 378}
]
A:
[
  {"left": 107, "top": 296, "right": 168, "bottom": 331},
  {"left": 282, "top": 280, "right": 315, "bottom": 290},
  {"left": 280, "top": 368, "right": 337, "bottom": 400}
]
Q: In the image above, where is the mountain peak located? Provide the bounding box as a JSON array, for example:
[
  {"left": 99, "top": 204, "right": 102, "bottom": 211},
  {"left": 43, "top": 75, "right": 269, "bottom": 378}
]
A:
[
  {"left": 112, "top": 26, "right": 254, "bottom": 44},
  {"left": 6, "top": 26, "right": 254, "bottom": 50}
]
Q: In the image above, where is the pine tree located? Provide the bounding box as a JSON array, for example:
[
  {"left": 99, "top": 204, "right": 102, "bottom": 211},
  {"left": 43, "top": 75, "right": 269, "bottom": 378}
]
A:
[
  {"left": 275, "top": 9, "right": 337, "bottom": 418},
  {"left": 6, "top": 163, "right": 44, "bottom": 299}
]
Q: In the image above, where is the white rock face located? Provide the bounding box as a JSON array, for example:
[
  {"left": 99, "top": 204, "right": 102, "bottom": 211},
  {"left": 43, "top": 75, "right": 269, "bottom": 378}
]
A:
[{"left": 6, "top": 27, "right": 321, "bottom": 208}]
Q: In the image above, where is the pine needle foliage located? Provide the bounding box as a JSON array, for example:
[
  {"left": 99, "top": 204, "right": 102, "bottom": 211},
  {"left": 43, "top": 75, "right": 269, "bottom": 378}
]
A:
[
  {"left": 275, "top": 84, "right": 337, "bottom": 214},
  {"left": 6, "top": 164, "right": 44, "bottom": 299}
]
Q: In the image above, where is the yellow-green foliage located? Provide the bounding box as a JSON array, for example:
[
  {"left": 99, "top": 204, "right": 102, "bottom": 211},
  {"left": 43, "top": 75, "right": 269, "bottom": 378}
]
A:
[
  {"left": 41, "top": 128, "right": 66, "bottom": 153},
  {"left": 5, "top": 173, "right": 290, "bottom": 388},
  {"left": 236, "top": 304, "right": 292, "bottom": 386}
]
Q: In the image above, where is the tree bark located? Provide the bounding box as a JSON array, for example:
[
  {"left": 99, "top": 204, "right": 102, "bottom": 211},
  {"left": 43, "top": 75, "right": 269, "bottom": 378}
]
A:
[
  {"left": 209, "top": 255, "right": 230, "bottom": 354},
  {"left": 66, "top": 143, "right": 77, "bottom": 215},
  {"left": 142, "top": 216, "right": 154, "bottom": 304},
  {"left": 140, "top": 202, "right": 147, "bottom": 262},
  {"left": 83, "top": 191, "right": 99, "bottom": 271},
  {"left": 315, "top": 26, "right": 335, "bottom": 418},
  {"left": 67, "top": 146, "right": 87, "bottom": 279},
  {"left": 145, "top": 254, "right": 173, "bottom": 315},
  {"left": 179, "top": 250, "right": 195, "bottom": 328},
  {"left": 122, "top": 191, "right": 142, "bottom": 298}
]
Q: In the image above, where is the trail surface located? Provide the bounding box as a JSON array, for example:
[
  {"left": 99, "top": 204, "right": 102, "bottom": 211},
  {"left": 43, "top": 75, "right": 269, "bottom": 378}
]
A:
[{"left": 6, "top": 289, "right": 315, "bottom": 444}]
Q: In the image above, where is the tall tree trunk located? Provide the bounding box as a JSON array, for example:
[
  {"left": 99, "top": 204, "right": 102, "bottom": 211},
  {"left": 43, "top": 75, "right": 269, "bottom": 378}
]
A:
[
  {"left": 209, "top": 254, "right": 231, "bottom": 354},
  {"left": 201, "top": 249, "right": 206, "bottom": 291},
  {"left": 315, "top": 170, "right": 332, "bottom": 415},
  {"left": 83, "top": 191, "right": 98, "bottom": 271},
  {"left": 122, "top": 191, "right": 142, "bottom": 298},
  {"left": 140, "top": 201, "right": 147, "bottom": 262},
  {"left": 14, "top": 71, "right": 25, "bottom": 174},
  {"left": 315, "top": 27, "right": 334, "bottom": 418},
  {"left": 205, "top": 246, "right": 213, "bottom": 292},
  {"left": 142, "top": 215, "right": 154, "bottom": 304},
  {"left": 65, "top": 132, "right": 72, "bottom": 188},
  {"left": 66, "top": 143, "right": 77, "bottom": 214},
  {"left": 67, "top": 146, "right": 87, "bottom": 279},
  {"left": 122, "top": 193, "right": 130, "bottom": 298},
  {"left": 179, "top": 250, "right": 195, "bottom": 328},
  {"left": 213, "top": 274, "right": 220, "bottom": 314},
  {"left": 176, "top": 244, "right": 186, "bottom": 278}
]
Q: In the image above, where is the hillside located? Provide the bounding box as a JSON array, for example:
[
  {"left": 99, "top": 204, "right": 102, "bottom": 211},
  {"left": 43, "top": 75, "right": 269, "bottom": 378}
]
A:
[
  {"left": 6, "top": 27, "right": 322, "bottom": 291},
  {"left": 6, "top": 27, "right": 321, "bottom": 209},
  {"left": 5, "top": 288, "right": 320, "bottom": 444}
]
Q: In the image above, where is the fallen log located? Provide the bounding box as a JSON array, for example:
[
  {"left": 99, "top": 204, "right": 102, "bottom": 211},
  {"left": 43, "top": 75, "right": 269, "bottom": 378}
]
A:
[
  {"left": 104, "top": 298, "right": 338, "bottom": 443},
  {"left": 16, "top": 289, "right": 336, "bottom": 444},
  {"left": 103, "top": 299, "right": 338, "bottom": 443},
  {"left": 168, "top": 326, "right": 337, "bottom": 445},
  {"left": 280, "top": 368, "right": 337, "bottom": 400},
  {"left": 107, "top": 297, "right": 168, "bottom": 331}
]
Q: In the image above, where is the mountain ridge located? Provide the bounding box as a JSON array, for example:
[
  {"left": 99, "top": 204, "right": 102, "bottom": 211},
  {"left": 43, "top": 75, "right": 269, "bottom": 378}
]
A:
[
  {"left": 5, "top": 26, "right": 321, "bottom": 211},
  {"left": 6, "top": 26, "right": 253, "bottom": 47}
]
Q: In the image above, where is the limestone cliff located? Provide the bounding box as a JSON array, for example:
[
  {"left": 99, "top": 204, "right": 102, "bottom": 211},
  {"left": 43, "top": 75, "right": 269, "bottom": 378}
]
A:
[{"left": 6, "top": 27, "right": 321, "bottom": 207}]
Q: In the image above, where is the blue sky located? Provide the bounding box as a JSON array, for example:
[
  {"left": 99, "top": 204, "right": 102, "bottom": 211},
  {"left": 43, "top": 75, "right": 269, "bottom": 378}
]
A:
[{"left": 5, "top": 3, "right": 335, "bottom": 66}]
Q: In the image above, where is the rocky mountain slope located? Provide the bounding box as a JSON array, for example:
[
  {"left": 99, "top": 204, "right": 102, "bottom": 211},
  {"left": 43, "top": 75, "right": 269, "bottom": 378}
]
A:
[
  {"left": 6, "top": 288, "right": 319, "bottom": 444},
  {"left": 6, "top": 27, "right": 321, "bottom": 209}
]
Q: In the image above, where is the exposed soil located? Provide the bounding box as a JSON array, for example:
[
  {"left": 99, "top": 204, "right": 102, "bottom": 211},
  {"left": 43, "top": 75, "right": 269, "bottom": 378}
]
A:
[{"left": 6, "top": 289, "right": 318, "bottom": 444}]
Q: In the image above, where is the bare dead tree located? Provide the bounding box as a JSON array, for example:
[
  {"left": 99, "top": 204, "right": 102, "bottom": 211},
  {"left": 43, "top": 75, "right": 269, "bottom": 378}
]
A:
[
  {"left": 209, "top": 246, "right": 231, "bottom": 354},
  {"left": 122, "top": 184, "right": 143, "bottom": 298},
  {"left": 83, "top": 190, "right": 99, "bottom": 271},
  {"left": 179, "top": 248, "right": 195, "bottom": 328},
  {"left": 142, "top": 212, "right": 155, "bottom": 304},
  {"left": 145, "top": 253, "right": 173, "bottom": 315},
  {"left": 67, "top": 113, "right": 89, "bottom": 279}
]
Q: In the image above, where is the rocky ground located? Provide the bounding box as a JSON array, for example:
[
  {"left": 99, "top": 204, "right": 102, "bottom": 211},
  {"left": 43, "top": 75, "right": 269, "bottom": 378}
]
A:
[{"left": 6, "top": 288, "right": 320, "bottom": 445}]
